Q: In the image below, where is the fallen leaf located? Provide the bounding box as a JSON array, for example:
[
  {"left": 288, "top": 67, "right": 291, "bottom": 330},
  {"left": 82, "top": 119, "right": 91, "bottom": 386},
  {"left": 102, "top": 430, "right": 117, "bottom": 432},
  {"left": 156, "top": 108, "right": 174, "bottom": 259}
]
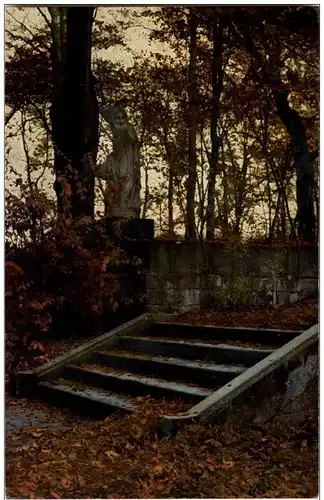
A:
[
  {"left": 30, "top": 430, "right": 44, "bottom": 438},
  {"left": 153, "top": 464, "right": 163, "bottom": 475},
  {"left": 105, "top": 450, "right": 119, "bottom": 459},
  {"left": 24, "top": 428, "right": 44, "bottom": 438},
  {"left": 50, "top": 492, "right": 61, "bottom": 498},
  {"left": 91, "top": 460, "right": 105, "bottom": 469},
  {"left": 78, "top": 475, "right": 86, "bottom": 486},
  {"left": 217, "top": 460, "right": 235, "bottom": 469},
  {"left": 11, "top": 434, "right": 23, "bottom": 441},
  {"left": 60, "top": 478, "right": 71, "bottom": 489},
  {"left": 205, "top": 439, "right": 222, "bottom": 448}
]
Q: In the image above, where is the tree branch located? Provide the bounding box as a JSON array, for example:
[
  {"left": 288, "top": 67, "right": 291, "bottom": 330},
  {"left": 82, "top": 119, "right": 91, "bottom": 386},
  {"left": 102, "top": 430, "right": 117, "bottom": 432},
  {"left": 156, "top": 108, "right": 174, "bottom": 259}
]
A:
[
  {"left": 310, "top": 149, "right": 319, "bottom": 162},
  {"left": 37, "top": 7, "right": 52, "bottom": 31},
  {"left": 5, "top": 107, "right": 17, "bottom": 127}
]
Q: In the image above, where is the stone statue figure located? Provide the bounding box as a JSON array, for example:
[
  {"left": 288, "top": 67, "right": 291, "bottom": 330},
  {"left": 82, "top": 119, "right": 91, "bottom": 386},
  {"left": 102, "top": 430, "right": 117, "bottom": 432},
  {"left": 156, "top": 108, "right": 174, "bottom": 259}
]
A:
[{"left": 94, "top": 104, "right": 141, "bottom": 219}]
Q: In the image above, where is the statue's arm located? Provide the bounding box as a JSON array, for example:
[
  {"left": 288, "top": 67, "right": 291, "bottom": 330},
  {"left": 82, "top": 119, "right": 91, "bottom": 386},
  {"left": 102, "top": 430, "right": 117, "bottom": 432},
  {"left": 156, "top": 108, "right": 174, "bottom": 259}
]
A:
[
  {"left": 85, "top": 153, "right": 113, "bottom": 181},
  {"left": 93, "top": 161, "right": 111, "bottom": 180},
  {"left": 127, "top": 124, "right": 139, "bottom": 144}
]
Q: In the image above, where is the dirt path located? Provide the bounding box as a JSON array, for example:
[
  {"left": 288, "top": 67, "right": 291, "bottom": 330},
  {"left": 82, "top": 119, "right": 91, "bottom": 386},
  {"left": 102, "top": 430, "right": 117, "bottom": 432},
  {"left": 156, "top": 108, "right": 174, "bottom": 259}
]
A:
[{"left": 6, "top": 395, "right": 90, "bottom": 456}]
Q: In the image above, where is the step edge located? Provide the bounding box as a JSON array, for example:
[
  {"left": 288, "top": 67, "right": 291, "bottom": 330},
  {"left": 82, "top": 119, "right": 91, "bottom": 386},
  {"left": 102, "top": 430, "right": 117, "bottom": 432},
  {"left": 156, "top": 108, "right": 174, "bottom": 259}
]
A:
[
  {"left": 66, "top": 364, "right": 213, "bottom": 397},
  {"left": 119, "top": 336, "right": 275, "bottom": 353},
  {"left": 93, "top": 351, "right": 246, "bottom": 373},
  {"left": 38, "top": 381, "right": 134, "bottom": 410},
  {"left": 152, "top": 322, "right": 302, "bottom": 335}
]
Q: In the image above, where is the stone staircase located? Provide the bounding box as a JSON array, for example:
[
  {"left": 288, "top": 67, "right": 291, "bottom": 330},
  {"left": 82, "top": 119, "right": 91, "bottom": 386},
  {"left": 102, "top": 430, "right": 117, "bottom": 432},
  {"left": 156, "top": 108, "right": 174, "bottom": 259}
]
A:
[{"left": 33, "top": 321, "right": 299, "bottom": 419}]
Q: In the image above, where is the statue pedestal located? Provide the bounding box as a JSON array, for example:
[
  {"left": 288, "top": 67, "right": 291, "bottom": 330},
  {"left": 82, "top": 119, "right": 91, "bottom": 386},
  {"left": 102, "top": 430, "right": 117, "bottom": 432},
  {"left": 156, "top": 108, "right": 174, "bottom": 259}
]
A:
[
  {"left": 100, "top": 217, "right": 154, "bottom": 241},
  {"left": 88, "top": 217, "right": 154, "bottom": 332}
]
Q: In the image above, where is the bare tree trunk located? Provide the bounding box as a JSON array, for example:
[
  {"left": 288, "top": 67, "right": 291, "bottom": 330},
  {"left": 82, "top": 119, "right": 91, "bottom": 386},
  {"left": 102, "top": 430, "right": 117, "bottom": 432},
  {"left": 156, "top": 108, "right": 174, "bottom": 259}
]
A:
[
  {"left": 141, "top": 155, "right": 149, "bottom": 219},
  {"left": 206, "top": 21, "right": 223, "bottom": 241},
  {"left": 220, "top": 142, "right": 229, "bottom": 237},
  {"left": 280, "top": 195, "right": 286, "bottom": 239},
  {"left": 168, "top": 167, "right": 174, "bottom": 234},
  {"left": 273, "top": 84, "right": 315, "bottom": 242},
  {"left": 162, "top": 126, "right": 175, "bottom": 235},
  {"left": 50, "top": 7, "right": 99, "bottom": 219},
  {"left": 186, "top": 8, "right": 197, "bottom": 240},
  {"left": 238, "top": 23, "right": 316, "bottom": 243}
]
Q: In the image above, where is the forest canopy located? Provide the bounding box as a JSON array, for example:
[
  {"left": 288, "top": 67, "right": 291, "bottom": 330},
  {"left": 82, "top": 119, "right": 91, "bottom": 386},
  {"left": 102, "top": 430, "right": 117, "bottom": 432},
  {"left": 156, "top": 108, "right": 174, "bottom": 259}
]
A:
[{"left": 5, "top": 6, "right": 319, "bottom": 242}]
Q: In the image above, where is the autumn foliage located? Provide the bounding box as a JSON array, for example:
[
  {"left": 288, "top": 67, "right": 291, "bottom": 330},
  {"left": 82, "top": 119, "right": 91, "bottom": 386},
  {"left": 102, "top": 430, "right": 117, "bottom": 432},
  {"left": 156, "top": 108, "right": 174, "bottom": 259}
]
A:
[
  {"left": 5, "top": 181, "right": 124, "bottom": 377},
  {"left": 5, "top": 6, "right": 319, "bottom": 375}
]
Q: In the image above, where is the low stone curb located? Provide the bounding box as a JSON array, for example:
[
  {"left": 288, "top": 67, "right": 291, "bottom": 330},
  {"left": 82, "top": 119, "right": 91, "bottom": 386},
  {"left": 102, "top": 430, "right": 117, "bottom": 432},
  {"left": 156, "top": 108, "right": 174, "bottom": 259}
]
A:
[{"left": 158, "top": 323, "right": 319, "bottom": 435}]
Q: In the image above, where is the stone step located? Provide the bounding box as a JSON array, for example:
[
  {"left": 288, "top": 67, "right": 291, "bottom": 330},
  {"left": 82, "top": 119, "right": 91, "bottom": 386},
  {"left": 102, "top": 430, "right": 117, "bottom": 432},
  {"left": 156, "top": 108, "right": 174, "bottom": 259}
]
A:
[
  {"left": 38, "top": 381, "right": 134, "bottom": 418},
  {"left": 149, "top": 322, "right": 300, "bottom": 346},
  {"left": 118, "top": 336, "right": 274, "bottom": 366},
  {"left": 91, "top": 351, "right": 246, "bottom": 388},
  {"left": 63, "top": 364, "right": 213, "bottom": 403}
]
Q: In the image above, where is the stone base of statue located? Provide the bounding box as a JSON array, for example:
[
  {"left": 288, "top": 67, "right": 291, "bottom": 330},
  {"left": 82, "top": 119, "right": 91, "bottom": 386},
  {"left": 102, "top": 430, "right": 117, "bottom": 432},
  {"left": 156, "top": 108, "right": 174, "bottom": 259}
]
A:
[
  {"left": 85, "top": 217, "right": 154, "bottom": 332},
  {"left": 100, "top": 216, "right": 154, "bottom": 241}
]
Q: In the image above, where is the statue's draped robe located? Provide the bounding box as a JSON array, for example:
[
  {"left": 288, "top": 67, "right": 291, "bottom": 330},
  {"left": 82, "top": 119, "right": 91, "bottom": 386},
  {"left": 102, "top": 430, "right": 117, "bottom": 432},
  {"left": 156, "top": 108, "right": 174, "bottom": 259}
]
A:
[{"left": 95, "top": 108, "right": 141, "bottom": 218}]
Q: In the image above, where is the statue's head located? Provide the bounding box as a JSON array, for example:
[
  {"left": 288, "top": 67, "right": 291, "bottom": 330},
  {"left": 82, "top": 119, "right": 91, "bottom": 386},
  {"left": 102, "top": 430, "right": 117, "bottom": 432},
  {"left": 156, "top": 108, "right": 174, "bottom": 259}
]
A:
[
  {"left": 101, "top": 105, "right": 127, "bottom": 127},
  {"left": 113, "top": 107, "right": 127, "bottom": 127}
]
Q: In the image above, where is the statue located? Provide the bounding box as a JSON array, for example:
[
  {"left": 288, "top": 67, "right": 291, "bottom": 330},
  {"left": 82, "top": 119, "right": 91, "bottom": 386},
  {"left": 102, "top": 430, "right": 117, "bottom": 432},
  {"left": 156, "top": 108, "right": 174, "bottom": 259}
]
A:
[{"left": 94, "top": 104, "right": 141, "bottom": 219}]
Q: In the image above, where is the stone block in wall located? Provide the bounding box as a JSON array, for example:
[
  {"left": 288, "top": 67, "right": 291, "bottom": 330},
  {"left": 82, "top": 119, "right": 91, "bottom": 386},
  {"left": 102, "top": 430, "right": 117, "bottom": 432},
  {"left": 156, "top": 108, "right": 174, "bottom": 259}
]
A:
[
  {"left": 179, "top": 274, "right": 201, "bottom": 289},
  {"left": 150, "top": 241, "right": 204, "bottom": 274},
  {"left": 295, "top": 278, "right": 319, "bottom": 299},
  {"left": 147, "top": 284, "right": 202, "bottom": 313},
  {"left": 208, "top": 244, "right": 266, "bottom": 278},
  {"left": 147, "top": 305, "right": 163, "bottom": 314},
  {"left": 274, "top": 277, "right": 318, "bottom": 295},
  {"left": 147, "top": 273, "right": 201, "bottom": 290},
  {"left": 146, "top": 273, "right": 160, "bottom": 290},
  {"left": 288, "top": 246, "right": 318, "bottom": 279},
  {"left": 203, "top": 274, "right": 223, "bottom": 289},
  {"left": 146, "top": 273, "right": 177, "bottom": 290},
  {"left": 259, "top": 247, "right": 289, "bottom": 274},
  {"left": 207, "top": 243, "right": 229, "bottom": 274},
  {"left": 179, "top": 288, "right": 201, "bottom": 311},
  {"left": 147, "top": 288, "right": 169, "bottom": 306},
  {"left": 241, "top": 248, "right": 262, "bottom": 276}
]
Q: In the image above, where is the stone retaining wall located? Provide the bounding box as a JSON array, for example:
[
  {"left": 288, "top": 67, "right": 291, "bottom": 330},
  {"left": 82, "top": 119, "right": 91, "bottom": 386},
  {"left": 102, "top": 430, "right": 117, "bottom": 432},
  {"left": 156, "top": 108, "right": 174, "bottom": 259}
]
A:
[{"left": 147, "top": 241, "right": 318, "bottom": 313}]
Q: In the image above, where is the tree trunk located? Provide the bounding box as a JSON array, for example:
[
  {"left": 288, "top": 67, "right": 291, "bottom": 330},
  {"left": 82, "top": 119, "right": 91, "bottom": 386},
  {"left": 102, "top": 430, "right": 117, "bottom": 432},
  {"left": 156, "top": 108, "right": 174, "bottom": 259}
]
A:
[
  {"left": 50, "top": 7, "right": 99, "bottom": 219},
  {"left": 141, "top": 157, "right": 149, "bottom": 219},
  {"left": 163, "top": 126, "right": 175, "bottom": 235},
  {"left": 186, "top": 9, "right": 197, "bottom": 240},
  {"left": 237, "top": 22, "right": 316, "bottom": 243},
  {"left": 206, "top": 21, "right": 223, "bottom": 241},
  {"left": 168, "top": 167, "right": 174, "bottom": 235},
  {"left": 273, "top": 85, "right": 315, "bottom": 242}
]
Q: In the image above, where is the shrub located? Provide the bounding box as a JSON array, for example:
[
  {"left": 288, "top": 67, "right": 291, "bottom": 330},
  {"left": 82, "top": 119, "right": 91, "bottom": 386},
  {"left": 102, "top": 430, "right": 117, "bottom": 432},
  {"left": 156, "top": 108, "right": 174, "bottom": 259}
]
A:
[{"left": 5, "top": 181, "right": 126, "bottom": 378}]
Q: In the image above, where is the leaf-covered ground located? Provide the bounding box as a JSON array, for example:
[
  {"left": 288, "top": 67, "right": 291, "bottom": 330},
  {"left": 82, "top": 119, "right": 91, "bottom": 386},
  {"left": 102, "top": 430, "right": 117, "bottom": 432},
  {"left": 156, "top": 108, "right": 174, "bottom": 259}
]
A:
[
  {"left": 172, "top": 299, "right": 318, "bottom": 331},
  {"left": 6, "top": 301, "right": 318, "bottom": 498},
  {"left": 6, "top": 390, "right": 318, "bottom": 499}
]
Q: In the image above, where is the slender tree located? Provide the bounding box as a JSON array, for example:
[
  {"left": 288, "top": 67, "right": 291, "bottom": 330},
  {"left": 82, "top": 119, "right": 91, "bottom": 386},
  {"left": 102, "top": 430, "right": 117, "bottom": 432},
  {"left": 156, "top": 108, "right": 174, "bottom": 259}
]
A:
[
  {"left": 186, "top": 8, "right": 197, "bottom": 239},
  {"left": 206, "top": 17, "right": 224, "bottom": 240}
]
